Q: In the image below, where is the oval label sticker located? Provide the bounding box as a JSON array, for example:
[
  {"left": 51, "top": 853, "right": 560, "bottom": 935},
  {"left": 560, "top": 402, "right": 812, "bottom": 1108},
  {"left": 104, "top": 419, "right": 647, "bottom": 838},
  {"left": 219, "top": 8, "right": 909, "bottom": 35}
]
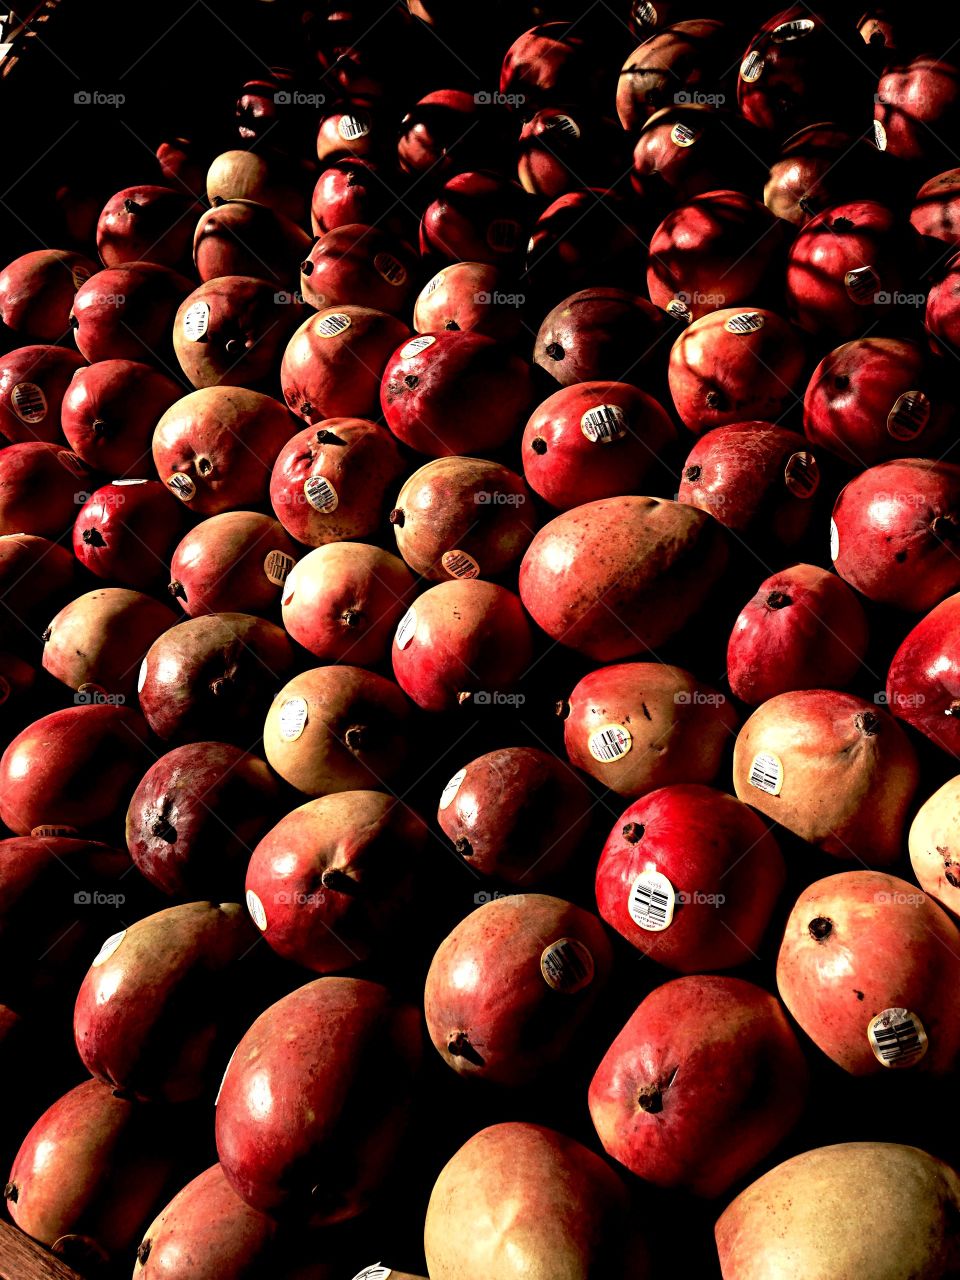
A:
[
  {"left": 278, "top": 696, "right": 308, "bottom": 741},
  {"left": 588, "top": 723, "right": 632, "bottom": 763},
  {"left": 628, "top": 870, "right": 676, "bottom": 932},
  {"left": 540, "top": 937, "right": 594, "bottom": 993}
]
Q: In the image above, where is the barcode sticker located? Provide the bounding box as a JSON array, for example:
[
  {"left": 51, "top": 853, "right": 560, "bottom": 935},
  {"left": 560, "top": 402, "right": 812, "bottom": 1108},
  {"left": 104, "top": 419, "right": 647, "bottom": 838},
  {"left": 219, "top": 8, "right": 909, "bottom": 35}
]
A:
[
  {"left": 581, "top": 403, "right": 627, "bottom": 444},
  {"left": 740, "top": 50, "right": 764, "bottom": 82},
  {"left": 304, "top": 475, "right": 339, "bottom": 513},
  {"left": 263, "top": 550, "right": 295, "bottom": 586},
  {"left": 92, "top": 930, "right": 126, "bottom": 967},
  {"left": 724, "top": 311, "right": 765, "bottom": 334},
  {"left": 874, "top": 119, "right": 887, "bottom": 151},
  {"left": 182, "top": 300, "right": 210, "bottom": 342},
  {"left": 138, "top": 658, "right": 148, "bottom": 693},
  {"left": 670, "top": 122, "right": 699, "bottom": 147},
  {"left": 540, "top": 937, "right": 594, "bottom": 993},
  {"left": 748, "top": 751, "right": 783, "bottom": 796},
  {"left": 868, "top": 1007, "right": 928, "bottom": 1068},
  {"left": 830, "top": 517, "right": 839, "bottom": 561},
  {"left": 374, "top": 252, "right": 408, "bottom": 286},
  {"left": 58, "top": 450, "right": 87, "bottom": 476},
  {"left": 278, "top": 695, "right": 308, "bottom": 741},
  {"left": 31, "top": 824, "right": 79, "bottom": 838},
  {"left": 887, "top": 390, "right": 930, "bottom": 441},
  {"left": 167, "top": 472, "right": 196, "bottom": 501},
  {"left": 395, "top": 606, "right": 417, "bottom": 649},
  {"left": 487, "top": 218, "right": 520, "bottom": 252},
  {"left": 10, "top": 382, "right": 46, "bottom": 423},
  {"left": 772, "top": 17, "right": 815, "bottom": 39},
  {"left": 72, "top": 264, "right": 92, "bottom": 290},
  {"left": 666, "top": 297, "right": 692, "bottom": 322},
  {"left": 783, "top": 451, "right": 820, "bottom": 499},
  {"left": 588, "top": 723, "right": 632, "bottom": 763},
  {"left": 112, "top": 479, "right": 148, "bottom": 486},
  {"left": 352, "top": 1267, "right": 392, "bottom": 1280},
  {"left": 844, "top": 266, "right": 879, "bottom": 304},
  {"left": 632, "top": 0, "right": 658, "bottom": 26},
  {"left": 338, "top": 114, "right": 370, "bottom": 140},
  {"left": 439, "top": 767, "right": 466, "bottom": 810},
  {"left": 422, "top": 271, "right": 444, "bottom": 297},
  {"left": 441, "top": 549, "right": 480, "bottom": 579},
  {"left": 401, "top": 335, "right": 435, "bottom": 359},
  {"left": 628, "top": 870, "right": 676, "bottom": 932},
  {"left": 545, "top": 113, "right": 581, "bottom": 139},
  {"left": 246, "top": 888, "right": 268, "bottom": 931},
  {"left": 315, "top": 311, "right": 352, "bottom": 337}
]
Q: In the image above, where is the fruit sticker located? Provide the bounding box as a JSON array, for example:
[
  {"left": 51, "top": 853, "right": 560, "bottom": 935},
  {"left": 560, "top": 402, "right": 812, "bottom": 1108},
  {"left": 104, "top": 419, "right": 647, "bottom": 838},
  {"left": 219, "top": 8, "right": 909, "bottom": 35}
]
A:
[
  {"left": 338, "top": 114, "right": 370, "bottom": 141},
  {"left": 400, "top": 335, "right": 435, "bottom": 359},
  {"left": 182, "top": 300, "right": 210, "bottom": 342},
  {"left": 57, "top": 450, "right": 87, "bottom": 476},
  {"left": 439, "top": 766, "right": 466, "bottom": 810},
  {"left": 783, "top": 451, "right": 820, "bottom": 499},
  {"left": 670, "top": 121, "right": 698, "bottom": 147},
  {"left": 351, "top": 1267, "right": 392, "bottom": 1280},
  {"left": 315, "top": 312, "right": 352, "bottom": 337},
  {"left": 628, "top": 870, "right": 677, "bottom": 931},
  {"left": 740, "top": 50, "right": 764, "bottom": 82},
  {"left": 581, "top": 404, "right": 627, "bottom": 444},
  {"left": 540, "top": 937, "right": 595, "bottom": 993},
  {"left": 441, "top": 549, "right": 480, "bottom": 579},
  {"left": 588, "top": 723, "right": 632, "bottom": 762},
  {"left": 167, "top": 472, "right": 196, "bottom": 501},
  {"left": 374, "top": 252, "right": 408, "bottom": 286},
  {"left": 31, "top": 824, "right": 78, "bottom": 837},
  {"left": 545, "top": 114, "right": 581, "bottom": 140},
  {"left": 215, "top": 1047, "right": 236, "bottom": 1106},
  {"left": 887, "top": 390, "right": 931, "bottom": 441},
  {"left": 137, "top": 658, "right": 149, "bottom": 693},
  {"left": 666, "top": 297, "right": 692, "bottom": 323},
  {"left": 395, "top": 606, "right": 417, "bottom": 649},
  {"left": 873, "top": 119, "right": 887, "bottom": 151},
  {"left": 246, "top": 888, "right": 268, "bottom": 931},
  {"left": 772, "top": 17, "right": 815, "bottom": 39},
  {"left": 304, "top": 475, "right": 339, "bottom": 513},
  {"left": 422, "top": 270, "right": 444, "bottom": 297},
  {"left": 278, "top": 696, "right": 308, "bottom": 741},
  {"left": 263, "top": 550, "right": 295, "bottom": 586},
  {"left": 10, "top": 382, "right": 46, "bottom": 424},
  {"left": 92, "top": 930, "right": 126, "bottom": 967},
  {"left": 748, "top": 751, "right": 783, "bottom": 796},
  {"left": 71, "top": 264, "right": 92, "bottom": 290},
  {"left": 724, "top": 311, "right": 765, "bottom": 334},
  {"left": 844, "top": 266, "right": 880, "bottom": 305},
  {"left": 868, "top": 1007, "right": 928, "bottom": 1068},
  {"left": 112, "top": 478, "right": 148, "bottom": 486},
  {"left": 830, "top": 517, "right": 839, "bottom": 561},
  {"left": 631, "top": 0, "right": 658, "bottom": 27}
]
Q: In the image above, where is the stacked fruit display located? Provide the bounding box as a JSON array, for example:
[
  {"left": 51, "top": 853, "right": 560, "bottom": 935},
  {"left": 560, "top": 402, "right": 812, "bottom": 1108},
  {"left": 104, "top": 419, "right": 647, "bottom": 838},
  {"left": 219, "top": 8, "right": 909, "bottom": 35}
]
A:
[{"left": 2, "top": 2, "right": 960, "bottom": 1277}]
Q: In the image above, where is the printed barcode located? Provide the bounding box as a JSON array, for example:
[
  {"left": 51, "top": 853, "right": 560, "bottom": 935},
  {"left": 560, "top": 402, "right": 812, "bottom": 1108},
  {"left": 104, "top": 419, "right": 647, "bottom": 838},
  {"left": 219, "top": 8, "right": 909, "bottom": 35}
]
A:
[
  {"left": 441, "top": 550, "right": 480, "bottom": 579},
  {"left": 671, "top": 123, "right": 698, "bottom": 146},
  {"left": 740, "top": 50, "right": 764, "bottom": 81},
  {"left": 540, "top": 937, "right": 593, "bottom": 993},
  {"left": 487, "top": 219, "right": 520, "bottom": 251},
  {"left": 749, "top": 751, "right": 782, "bottom": 795},
  {"left": 632, "top": 883, "right": 669, "bottom": 926},
  {"left": 725, "top": 311, "right": 764, "bottom": 334},
  {"left": 632, "top": 0, "right": 657, "bottom": 24},
  {"left": 338, "top": 115, "right": 369, "bottom": 140},
  {"left": 581, "top": 404, "right": 626, "bottom": 444},
  {"left": 546, "top": 114, "right": 581, "bottom": 139},
  {"left": 845, "top": 267, "right": 878, "bottom": 302},
  {"left": 772, "top": 17, "right": 815, "bottom": 39},
  {"left": 316, "top": 312, "right": 351, "bottom": 336},
  {"left": 887, "top": 391, "right": 930, "bottom": 440},
  {"left": 167, "top": 473, "right": 195, "bottom": 500},
  {"left": 784, "top": 451, "right": 819, "bottom": 498},
  {"left": 873, "top": 1020, "right": 923, "bottom": 1061},
  {"left": 374, "top": 252, "right": 407, "bottom": 285},
  {"left": 590, "top": 727, "right": 630, "bottom": 761},
  {"left": 304, "top": 475, "right": 338, "bottom": 513},
  {"left": 10, "top": 382, "right": 46, "bottom": 423}
]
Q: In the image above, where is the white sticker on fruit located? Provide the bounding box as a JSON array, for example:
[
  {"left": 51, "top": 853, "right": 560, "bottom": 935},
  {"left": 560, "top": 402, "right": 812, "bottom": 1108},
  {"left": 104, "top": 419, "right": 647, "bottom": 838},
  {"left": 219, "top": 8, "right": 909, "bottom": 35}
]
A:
[
  {"left": 263, "top": 550, "right": 295, "bottom": 586},
  {"left": 546, "top": 113, "right": 581, "bottom": 139},
  {"left": 215, "top": 1047, "right": 236, "bottom": 1107},
  {"left": 374, "top": 251, "right": 408, "bottom": 286},
  {"left": 31, "top": 824, "right": 78, "bottom": 838},
  {"left": 581, "top": 404, "right": 627, "bottom": 444},
  {"left": 137, "top": 658, "right": 148, "bottom": 694},
  {"left": 540, "top": 937, "right": 595, "bottom": 993},
  {"left": 167, "top": 472, "right": 196, "bottom": 501},
  {"left": 887, "top": 390, "right": 931, "bottom": 441},
  {"left": 246, "top": 888, "right": 268, "bottom": 931},
  {"left": 632, "top": 0, "right": 657, "bottom": 26},
  {"left": 10, "top": 382, "right": 46, "bottom": 423},
  {"left": 874, "top": 118, "right": 887, "bottom": 151},
  {"left": 868, "top": 1007, "right": 928, "bottom": 1068},
  {"left": 670, "top": 121, "right": 699, "bottom": 147},
  {"left": 439, "top": 767, "right": 466, "bottom": 810},
  {"left": 422, "top": 271, "right": 444, "bottom": 298},
  {"left": 724, "top": 311, "right": 764, "bottom": 334},
  {"left": 666, "top": 297, "right": 692, "bottom": 323},
  {"left": 111, "top": 478, "right": 148, "bottom": 485},
  {"left": 441, "top": 549, "right": 480, "bottom": 579},
  {"left": 748, "top": 751, "right": 783, "bottom": 796},
  {"left": 772, "top": 16, "right": 815, "bottom": 39},
  {"left": 315, "top": 312, "right": 352, "bottom": 338},
  {"left": 351, "top": 1267, "right": 392, "bottom": 1280},
  {"left": 844, "top": 266, "right": 880, "bottom": 304},
  {"left": 278, "top": 696, "right": 308, "bottom": 741},
  {"left": 783, "top": 451, "right": 819, "bottom": 499},
  {"left": 740, "top": 50, "right": 764, "bottom": 81},
  {"left": 830, "top": 516, "right": 839, "bottom": 561},
  {"left": 395, "top": 606, "right": 417, "bottom": 649},
  {"left": 487, "top": 218, "right": 520, "bottom": 252},
  {"left": 401, "top": 334, "right": 435, "bottom": 359},
  {"left": 628, "top": 870, "right": 676, "bottom": 932},
  {"left": 304, "top": 475, "right": 339, "bottom": 513},
  {"left": 338, "top": 114, "right": 369, "bottom": 140},
  {"left": 588, "top": 723, "right": 632, "bottom": 763},
  {"left": 92, "top": 930, "right": 126, "bottom": 967},
  {"left": 182, "top": 300, "right": 210, "bottom": 341}
]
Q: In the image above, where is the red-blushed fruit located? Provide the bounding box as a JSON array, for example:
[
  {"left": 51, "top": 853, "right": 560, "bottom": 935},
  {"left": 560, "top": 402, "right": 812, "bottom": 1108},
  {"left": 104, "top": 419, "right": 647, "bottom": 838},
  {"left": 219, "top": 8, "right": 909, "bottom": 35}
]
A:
[
  {"left": 784, "top": 200, "right": 917, "bottom": 341},
  {"left": 70, "top": 263, "right": 193, "bottom": 364},
  {"left": 310, "top": 158, "right": 407, "bottom": 237},
  {"left": 245, "top": 790, "right": 428, "bottom": 972},
  {"left": 909, "top": 776, "right": 960, "bottom": 918},
  {"left": 533, "top": 287, "right": 668, "bottom": 387},
  {"left": 42, "top": 588, "right": 178, "bottom": 698},
  {"left": 74, "top": 902, "right": 259, "bottom": 1103},
  {"left": 0, "top": 442, "right": 90, "bottom": 538},
  {"left": 589, "top": 976, "right": 807, "bottom": 1196},
  {"left": 398, "top": 89, "right": 505, "bottom": 176},
  {"left": 0, "top": 249, "right": 96, "bottom": 341},
  {"left": 61, "top": 359, "right": 182, "bottom": 476},
  {"left": 154, "top": 387, "right": 295, "bottom": 517},
  {"left": 911, "top": 168, "right": 960, "bottom": 250},
  {"left": 168, "top": 512, "right": 299, "bottom": 617},
  {"left": 0, "top": 345, "right": 85, "bottom": 446},
  {"left": 803, "top": 337, "right": 952, "bottom": 466},
  {"left": 413, "top": 262, "right": 524, "bottom": 342},
  {"left": 235, "top": 70, "right": 300, "bottom": 146},
  {"left": 126, "top": 743, "right": 281, "bottom": 899},
  {"left": 264, "top": 665, "right": 412, "bottom": 795},
  {"left": 0, "top": 533, "right": 78, "bottom": 651},
  {"left": 300, "top": 224, "right": 418, "bottom": 316},
  {"left": 316, "top": 109, "right": 378, "bottom": 163},
  {"left": 281, "top": 305, "right": 411, "bottom": 424},
  {"left": 562, "top": 661, "right": 736, "bottom": 798},
  {"left": 668, "top": 307, "right": 807, "bottom": 434},
  {"left": 390, "top": 456, "right": 534, "bottom": 579},
  {"left": 525, "top": 189, "right": 646, "bottom": 302},
  {"left": 96, "top": 185, "right": 199, "bottom": 269},
  {"left": 595, "top": 785, "right": 784, "bottom": 971},
  {"left": 206, "top": 150, "right": 308, "bottom": 224},
  {"left": 424, "top": 1122, "right": 645, "bottom": 1280},
  {"left": 73, "top": 480, "right": 185, "bottom": 589},
  {"left": 138, "top": 612, "right": 296, "bottom": 745},
  {"left": 0, "top": 650, "right": 35, "bottom": 725},
  {"left": 776, "top": 870, "right": 960, "bottom": 1074},
  {"left": 519, "top": 496, "right": 728, "bottom": 662},
  {"left": 424, "top": 893, "right": 612, "bottom": 1085},
  {"left": 419, "top": 171, "right": 532, "bottom": 265},
  {"left": 522, "top": 381, "right": 675, "bottom": 509},
  {"left": 172, "top": 276, "right": 308, "bottom": 391},
  {"left": 732, "top": 690, "right": 919, "bottom": 864},
  {"left": 678, "top": 423, "right": 822, "bottom": 546},
  {"left": 0, "top": 704, "right": 152, "bottom": 837},
  {"left": 924, "top": 255, "right": 960, "bottom": 356},
  {"left": 500, "top": 22, "right": 606, "bottom": 110},
  {"left": 518, "top": 109, "right": 628, "bottom": 199},
  {"left": 281, "top": 542, "right": 414, "bottom": 665},
  {"left": 727, "top": 564, "right": 869, "bottom": 705},
  {"left": 4, "top": 1079, "right": 180, "bottom": 1268},
  {"left": 617, "top": 21, "right": 729, "bottom": 132},
  {"left": 632, "top": 107, "right": 770, "bottom": 207},
  {"left": 715, "top": 1142, "right": 960, "bottom": 1280},
  {"left": 381, "top": 331, "right": 534, "bottom": 456},
  {"left": 647, "top": 190, "right": 791, "bottom": 322},
  {"left": 391, "top": 579, "right": 534, "bottom": 713},
  {"left": 875, "top": 55, "right": 960, "bottom": 168},
  {"left": 831, "top": 458, "right": 960, "bottom": 612},
  {"left": 157, "top": 136, "right": 206, "bottom": 196},
  {"left": 764, "top": 123, "right": 887, "bottom": 226},
  {"left": 886, "top": 592, "right": 960, "bottom": 756},
  {"left": 215, "top": 978, "right": 421, "bottom": 1221},
  {"left": 269, "top": 417, "right": 404, "bottom": 547},
  {"left": 437, "top": 746, "right": 592, "bottom": 884},
  {"left": 193, "top": 198, "right": 313, "bottom": 287}
]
